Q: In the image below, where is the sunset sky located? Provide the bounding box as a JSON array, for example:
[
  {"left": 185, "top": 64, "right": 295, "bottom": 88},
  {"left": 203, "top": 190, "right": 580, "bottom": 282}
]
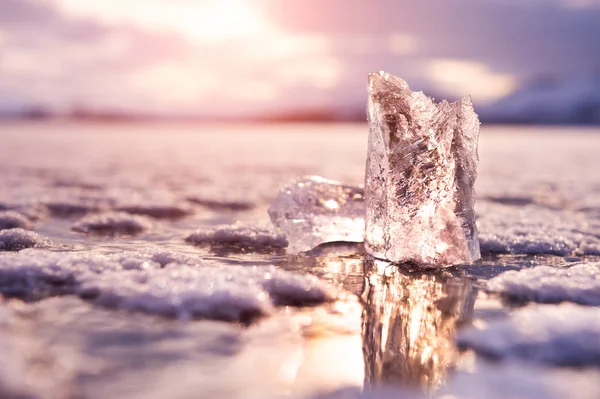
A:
[{"left": 1, "top": 0, "right": 599, "bottom": 117}]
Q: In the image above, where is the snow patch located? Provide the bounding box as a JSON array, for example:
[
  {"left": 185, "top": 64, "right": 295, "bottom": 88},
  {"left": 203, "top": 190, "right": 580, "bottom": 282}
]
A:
[
  {"left": 458, "top": 303, "right": 600, "bottom": 366},
  {"left": 478, "top": 203, "right": 600, "bottom": 255},
  {"left": 0, "top": 249, "right": 336, "bottom": 321},
  {"left": 486, "top": 262, "right": 600, "bottom": 305},
  {"left": 0, "top": 229, "right": 51, "bottom": 251},
  {"left": 186, "top": 224, "right": 288, "bottom": 251},
  {"left": 0, "top": 211, "right": 32, "bottom": 230},
  {"left": 72, "top": 212, "right": 152, "bottom": 235}
]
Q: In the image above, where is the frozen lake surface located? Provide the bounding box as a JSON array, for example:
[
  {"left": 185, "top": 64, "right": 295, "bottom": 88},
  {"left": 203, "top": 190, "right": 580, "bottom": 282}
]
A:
[{"left": 1, "top": 122, "right": 600, "bottom": 398}]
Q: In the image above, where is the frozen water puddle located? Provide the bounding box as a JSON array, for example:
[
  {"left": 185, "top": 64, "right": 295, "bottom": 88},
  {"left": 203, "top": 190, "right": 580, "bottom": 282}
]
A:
[{"left": 0, "top": 247, "right": 339, "bottom": 322}]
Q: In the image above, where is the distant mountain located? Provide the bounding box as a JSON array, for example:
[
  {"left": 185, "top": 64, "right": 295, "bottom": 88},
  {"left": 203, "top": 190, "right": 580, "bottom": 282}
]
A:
[{"left": 481, "top": 74, "right": 600, "bottom": 125}]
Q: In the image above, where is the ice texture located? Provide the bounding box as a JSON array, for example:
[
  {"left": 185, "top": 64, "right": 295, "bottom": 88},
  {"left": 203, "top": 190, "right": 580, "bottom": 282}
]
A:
[
  {"left": 477, "top": 202, "right": 600, "bottom": 255},
  {"left": 457, "top": 303, "right": 600, "bottom": 366},
  {"left": 72, "top": 212, "right": 152, "bottom": 235},
  {"left": 0, "top": 249, "right": 336, "bottom": 321},
  {"left": 486, "top": 262, "right": 600, "bottom": 305},
  {"left": 186, "top": 223, "right": 288, "bottom": 251},
  {"left": 0, "top": 229, "right": 51, "bottom": 251},
  {"left": 268, "top": 176, "right": 365, "bottom": 253},
  {"left": 0, "top": 211, "right": 32, "bottom": 230},
  {"left": 364, "top": 72, "right": 480, "bottom": 266}
]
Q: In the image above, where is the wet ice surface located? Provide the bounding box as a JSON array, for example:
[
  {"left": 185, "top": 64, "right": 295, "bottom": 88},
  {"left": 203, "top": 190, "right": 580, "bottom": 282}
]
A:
[{"left": 1, "top": 122, "right": 600, "bottom": 398}]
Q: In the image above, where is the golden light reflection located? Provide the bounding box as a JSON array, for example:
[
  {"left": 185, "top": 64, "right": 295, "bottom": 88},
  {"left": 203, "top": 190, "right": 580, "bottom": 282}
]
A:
[{"left": 361, "top": 257, "right": 476, "bottom": 393}]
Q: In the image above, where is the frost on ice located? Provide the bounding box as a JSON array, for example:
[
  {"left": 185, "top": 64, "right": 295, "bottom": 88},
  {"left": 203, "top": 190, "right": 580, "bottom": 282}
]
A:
[
  {"left": 0, "top": 211, "right": 33, "bottom": 231},
  {"left": 0, "top": 248, "right": 338, "bottom": 321},
  {"left": 486, "top": 262, "right": 600, "bottom": 305},
  {"left": 185, "top": 223, "right": 288, "bottom": 252},
  {"left": 457, "top": 303, "right": 600, "bottom": 366},
  {"left": 0, "top": 229, "right": 51, "bottom": 251},
  {"left": 72, "top": 212, "right": 152, "bottom": 235},
  {"left": 364, "top": 71, "right": 480, "bottom": 266},
  {"left": 268, "top": 176, "right": 365, "bottom": 253}
]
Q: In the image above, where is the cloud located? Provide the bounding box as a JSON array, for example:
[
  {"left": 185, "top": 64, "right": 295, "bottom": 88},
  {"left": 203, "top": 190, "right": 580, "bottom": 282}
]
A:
[
  {"left": 0, "top": 0, "right": 598, "bottom": 115},
  {"left": 427, "top": 59, "right": 517, "bottom": 102}
]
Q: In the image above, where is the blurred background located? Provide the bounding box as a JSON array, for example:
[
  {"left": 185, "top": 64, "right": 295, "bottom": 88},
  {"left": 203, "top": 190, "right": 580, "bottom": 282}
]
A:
[{"left": 1, "top": 0, "right": 599, "bottom": 124}]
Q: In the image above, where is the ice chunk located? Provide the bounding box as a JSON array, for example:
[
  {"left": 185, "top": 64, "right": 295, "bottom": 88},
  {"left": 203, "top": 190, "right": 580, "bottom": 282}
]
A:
[
  {"left": 185, "top": 223, "right": 287, "bottom": 252},
  {"left": 268, "top": 176, "right": 365, "bottom": 253},
  {"left": 458, "top": 303, "right": 600, "bottom": 366},
  {"left": 0, "top": 211, "right": 32, "bottom": 230},
  {"left": 364, "top": 71, "right": 480, "bottom": 266},
  {"left": 486, "top": 262, "right": 600, "bottom": 305},
  {"left": 72, "top": 212, "right": 152, "bottom": 235},
  {"left": 0, "top": 229, "right": 51, "bottom": 251}
]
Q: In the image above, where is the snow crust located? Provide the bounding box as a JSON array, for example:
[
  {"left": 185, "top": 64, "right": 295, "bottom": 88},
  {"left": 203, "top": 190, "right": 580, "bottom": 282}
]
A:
[
  {"left": 486, "top": 262, "right": 600, "bottom": 305},
  {"left": 477, "top": 202, "right": 600, "bottom": 255},
  {"left": 0, "top": 211, "right": 32, "bottom": 230},
  {"left": 186, "top": 224, "right": 288, "bottom": 251},
  {"left": 72, "top": 212, "right": 152, "bottom": 235},
  {"left": 0, "top": 248, "right": 336, "bottom": 321},
  {"left": 457, "top": 303, "right": 600, "bottom": 366},
  {"left": 0, "top": 229, "right": 51, "bottom": 251}
]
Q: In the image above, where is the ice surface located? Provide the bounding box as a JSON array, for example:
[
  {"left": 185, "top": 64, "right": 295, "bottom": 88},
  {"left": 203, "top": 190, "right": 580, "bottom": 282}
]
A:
[
  {"left": 0, "top": 303, "right": 31, "bottom": 398},
  {"left": 335, "top": 363, "right": 600, "bottom": 399},
  {"left": 268, "top": 176, "right": 365, "bottom": 253},
  {"left": 72, "top": 212, "right": 152, "bottom": 235},
  {"left": 0, "top": 211, "right": 32, "bottom": 230},
  {"left": 486, "top": 262, "right": 600, "bottom": 305},
  {"left": 458, "top": 303, "right": 600, "bottom": 366},
  {"left": 186, "top": 189, "right": 257, "bottom": 211},
  {"left": 0, "top": 229, "right": 51, "bottom": 251},
  {"left": 114, "top": 191, "right": 194, "bottom": 219},
  {"left": 477, "top": 202, "right": 600, "bottom": 255},
  {"left": 364, "top": 72, "right": 480, "bottom": 266},
  {"left": 186, "top": 223, "right": 288, "bottom": 251},
  {"left": 0, "top": 249, "right": 337, "bottom": 321}
]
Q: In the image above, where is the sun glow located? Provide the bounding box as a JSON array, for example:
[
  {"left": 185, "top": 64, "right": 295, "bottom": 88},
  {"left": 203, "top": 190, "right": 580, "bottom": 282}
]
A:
[
  {"left": 53, "top": 0, "right": 273, "bottom": 44},
  {"left": 179, "top": 0, "right": 272, "bottom": 43}
]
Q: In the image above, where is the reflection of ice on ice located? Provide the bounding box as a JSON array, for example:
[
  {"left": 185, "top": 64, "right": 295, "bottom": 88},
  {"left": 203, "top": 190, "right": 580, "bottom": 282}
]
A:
[
  {"left": 361, "top": 256, "right": 476, "bottom": 392},
  {"left": 268, "top": 176, "right": 365, "bottom": 253}
]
